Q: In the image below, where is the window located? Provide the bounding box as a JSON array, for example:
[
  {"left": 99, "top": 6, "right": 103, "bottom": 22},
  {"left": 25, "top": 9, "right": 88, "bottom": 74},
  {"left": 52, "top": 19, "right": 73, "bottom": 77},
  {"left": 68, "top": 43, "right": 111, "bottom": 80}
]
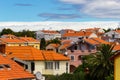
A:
[
  {"left": 55, "top": 61, "right": 59, "bottom": 70},
  {"left": 70, "top": 55, "right": 74, "bottom": 61},
  {"left": 45, "top": 62, "right": 53, "bottom": 69},
  {"left": 74, "top": 45, "right": 77, "bottom": 50},
  {"left": 78, "top": 55, "right": 81, "bottom": 60}
]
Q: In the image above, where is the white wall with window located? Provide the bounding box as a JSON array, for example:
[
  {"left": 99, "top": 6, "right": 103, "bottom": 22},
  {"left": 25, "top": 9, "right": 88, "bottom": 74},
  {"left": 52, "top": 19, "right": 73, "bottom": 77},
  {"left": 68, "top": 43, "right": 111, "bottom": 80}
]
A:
[{"left": 32, "top": 61, "right": 69, "bottom": 75}]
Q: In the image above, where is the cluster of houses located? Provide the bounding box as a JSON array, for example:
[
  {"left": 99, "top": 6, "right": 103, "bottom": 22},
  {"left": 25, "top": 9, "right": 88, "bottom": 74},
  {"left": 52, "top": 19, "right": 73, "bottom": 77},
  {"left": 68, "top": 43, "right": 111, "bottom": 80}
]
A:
[{"left": 0, "top": 28, "right": 120, "bottom": 80}]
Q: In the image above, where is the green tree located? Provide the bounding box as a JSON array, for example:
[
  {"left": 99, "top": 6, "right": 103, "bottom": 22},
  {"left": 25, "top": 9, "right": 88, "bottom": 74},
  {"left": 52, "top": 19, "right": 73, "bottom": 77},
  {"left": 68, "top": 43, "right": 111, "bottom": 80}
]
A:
[
  {"left": 46, "top": 38, "right": 61, "bottom": 46},
  {"left": 15, "top": 30, "right": 35, "bottom": 38},
  {"left": 1, "top": 28, "right": 14, "bottom": 35},
  {"left": 40, "top": 38, "right": 46, "bottom": 50},
  {"left": 87, "top": 44, "right": 116, "bottom": 80}
]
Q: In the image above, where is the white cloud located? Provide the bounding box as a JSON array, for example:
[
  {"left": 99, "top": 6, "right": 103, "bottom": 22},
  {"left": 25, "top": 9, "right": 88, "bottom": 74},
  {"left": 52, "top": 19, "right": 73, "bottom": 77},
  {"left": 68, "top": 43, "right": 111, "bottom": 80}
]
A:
[
  {"left": 60, "top": 0, "right": 87, "bottom": 4},
  {"left": 60, "top": 0, "right": 120, "bottom": 19},
  {"left": 0, "top": 21, "right": 119, "bottom": 31}
]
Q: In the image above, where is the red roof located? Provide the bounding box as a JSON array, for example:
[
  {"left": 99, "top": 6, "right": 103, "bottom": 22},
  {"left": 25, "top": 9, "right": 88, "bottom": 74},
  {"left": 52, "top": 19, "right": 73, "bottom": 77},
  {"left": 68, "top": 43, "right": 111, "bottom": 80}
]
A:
[
  {"left": 84, "top": 38, "right": 109, "bottom": 45},
  {"left": 113, "top": 45, "right": 120, "bottom": 51},
  {"left": 63, "top": 32, "right": 92, "bottom": 37},
  {"left": 0, "top": 38, "right": 25, "bottom": 43},
  {"left": 5, "top": 46, "right": 69, "bottom": 61},
  {"left": 19, "top": 37, "right": 39, "bottom": 42},
  {"left": 0, "top": 55, "right": 34, "bottom": 80},
  {"left": 42, "top": 30, "right": 59, "bottom": 34}
]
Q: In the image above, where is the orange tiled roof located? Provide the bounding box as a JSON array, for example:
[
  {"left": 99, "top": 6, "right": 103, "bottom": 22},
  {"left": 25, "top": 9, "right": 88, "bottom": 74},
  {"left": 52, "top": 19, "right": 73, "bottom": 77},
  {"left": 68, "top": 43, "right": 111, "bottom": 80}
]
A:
[
  {"left": 49, "top": 44, "right": 60, "bottom": 48},
  {"left": 115, "top": 30, "right": 120, "bottom": 33},
  {"left": 63, "top": 32, "right": 92, "bottom": 37},
  {"left": 84, "top": 38, "right": 109, "bottom": 45},
  {"left": 6, "top": 46, "right": 44, "bottom": 60},
  {"left": 92, "top": 38, "right": 110, "bottom": 44},
  {"left": 5, "top": 46, "right": 69, "bottom": 61},
  {"left": 113, "top": 45, "right": 120, "bottom": 51},
  {"left": 81, "top": 28, "right": 100, "bottom": 32},
  {"left": 59, "top": 44, "right": 71, "bottom": 49},
  {"left": 19, "top": 37, "right": 39, "bottom": 42},
  {"left": 84, "top": 38, "right": 100, "bottom": 45},
  {"left": 0, "top": 38, "right": 25, "bottom": 43},
  {"left": 42, "top": 51, "right": 69, "bottom": 61},
  {"left": 42, "top": 30, "right": 59, "bottom": 34},
  {"left": 61, "top": 40, "right": 72, "bottom": 44},
  {"left": 0, "top": 55, "right": 34, "bottom": 80},
  {"left": 60, "top": 40, "right": 72, "bottom": 49}
]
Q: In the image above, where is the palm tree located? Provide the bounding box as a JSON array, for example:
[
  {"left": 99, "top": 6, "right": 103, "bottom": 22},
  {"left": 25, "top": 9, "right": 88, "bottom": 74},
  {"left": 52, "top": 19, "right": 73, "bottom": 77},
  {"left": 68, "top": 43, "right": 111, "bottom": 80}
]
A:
[{"left": 86, "top": 44, "right": 116, "bottom": 80}]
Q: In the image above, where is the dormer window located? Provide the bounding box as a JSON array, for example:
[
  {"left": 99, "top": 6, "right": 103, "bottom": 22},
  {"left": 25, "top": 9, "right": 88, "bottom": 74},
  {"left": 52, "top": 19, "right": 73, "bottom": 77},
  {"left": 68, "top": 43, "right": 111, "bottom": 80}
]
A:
[
  {"left": 4, "top": 64, "right": 10, "bottom": 68},
  {"left": 4, "top": 64, "right": 11, "bottom": 70},
  {"left": 0, "top": 64, "right": 11, "bottom": 70}
]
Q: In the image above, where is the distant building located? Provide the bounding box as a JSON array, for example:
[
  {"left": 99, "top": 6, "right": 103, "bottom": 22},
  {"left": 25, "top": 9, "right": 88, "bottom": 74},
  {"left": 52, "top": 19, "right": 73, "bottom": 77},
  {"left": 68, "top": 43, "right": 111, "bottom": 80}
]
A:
[
  {"left": 103, "top": 30, "right": 120, "bottom": 43},
  {"left": 0, "top": 34, "right": 40, "bottom": 49},
  {"left": 62, "top": 31, "right": 98, "bottom": 41},
  {"left": 60, "top": 29, "right": 75, "bottom": 35},
  {"left": 36, "top": 30, "right": 61, "bottom": 40},
  {"left": 59, "top": 38, "right": 109, "bottom": 72}
]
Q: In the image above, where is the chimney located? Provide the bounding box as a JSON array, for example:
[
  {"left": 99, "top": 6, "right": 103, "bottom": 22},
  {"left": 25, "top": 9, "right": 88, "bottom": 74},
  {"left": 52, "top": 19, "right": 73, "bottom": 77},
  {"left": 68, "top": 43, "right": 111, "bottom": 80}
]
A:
[{"left": 0, "top": 44, "right": 6, "bottom": 53}]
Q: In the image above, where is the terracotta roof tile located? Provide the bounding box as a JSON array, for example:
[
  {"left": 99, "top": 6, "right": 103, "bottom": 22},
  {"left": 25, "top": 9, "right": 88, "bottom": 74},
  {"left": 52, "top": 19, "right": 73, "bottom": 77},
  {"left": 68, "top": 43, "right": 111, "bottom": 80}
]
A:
[
  {"left": 6, "top": 46, "right": 44, "bottom": 60},
  {"left": 42, "top": 30, "right": 59, "bottom": 34},
  {"left": 0, "top": 55, "right": 34, "bottom": 80},
  {"left": 84, "top": 38, "right": 109, "bottom": 45},
  {"left": 5, "top": 46, "right": 69, "bottom": 61},
  {"left": 49, "top": 44, "right": 60, "bottom": 48},
  {"left": 92, "top": 38, "right": 110, "bottom": 44},
  {"left": 113, "top": 45, "right": 120, "bottom": 51},
  {"left": 42, "top": 51, "right": 70, "bottom": 61},
  {"left": 59, "top": 44, "right": 71, "bottom": 49},
  {"left": 0, "top": 38, "right": 25, "bottom": 43},
  {"left": 63, "top": 32, "right": 92, "bottom": 37},
  {"left": 19, "top": 37, "right": 39, "bottom": 42},
  {"left": 115, "top": 30, "right": 120, "bottom": 33},
  {"left": 84, "top": 38, "right": 99, "bottom": 45}
]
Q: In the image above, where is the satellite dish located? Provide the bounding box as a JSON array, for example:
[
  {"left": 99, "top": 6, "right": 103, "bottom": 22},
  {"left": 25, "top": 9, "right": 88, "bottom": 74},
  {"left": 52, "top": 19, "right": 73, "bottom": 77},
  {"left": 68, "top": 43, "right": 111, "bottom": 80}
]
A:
[
  {"left": 64, "top": 52, "right": 68, "bottom": 56},
  {"left": 35, "top": 71, "right": 42, "bottom": 80}
]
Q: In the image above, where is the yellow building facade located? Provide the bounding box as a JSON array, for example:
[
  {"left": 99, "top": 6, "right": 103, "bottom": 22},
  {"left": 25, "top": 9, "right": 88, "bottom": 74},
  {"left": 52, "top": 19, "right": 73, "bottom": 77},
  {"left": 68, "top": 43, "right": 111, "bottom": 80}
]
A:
[
  {"left": 0, "top": 34, "right": 40, "bottom": 49},
  {"left": 114, "top": 54, "right": 120, "bottom": 80}
]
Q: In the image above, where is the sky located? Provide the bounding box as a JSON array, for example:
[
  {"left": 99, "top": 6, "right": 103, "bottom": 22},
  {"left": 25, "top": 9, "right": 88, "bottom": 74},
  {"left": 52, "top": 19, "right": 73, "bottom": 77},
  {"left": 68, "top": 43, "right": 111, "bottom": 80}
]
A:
[{"left": 0, "top": 0, "right": 120, "bottom": 22}]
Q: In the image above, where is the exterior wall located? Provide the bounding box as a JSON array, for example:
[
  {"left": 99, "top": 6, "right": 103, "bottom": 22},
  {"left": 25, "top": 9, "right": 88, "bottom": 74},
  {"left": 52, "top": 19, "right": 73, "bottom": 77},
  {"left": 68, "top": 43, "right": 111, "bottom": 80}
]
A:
[
  {"left": 98, "top": 29, "right": 104, "bottom": 33},
  {"left": 36, "top": 31, "right": 44, "bottom": 40},
  {"left": 6, "top": 43, "right": 26, "bottom": 46},
  {"left": 6, "top": 43, "right": 40, "bottom": 49},
  {"left": 114, "top": 55, "right": 120, "bottom": 80},
  {"left": 53, "top": 61, "right": 69, "bottom": 75},
  {"left": 46, "top": 45, "right": 56, "bottom": 52},
  {"left": 33, "top": 61, "right": 69, "bottom": 75},
  {"left": 89, "top": 33, "right": 98, "bottom": 38},
  {"left": 105, "top": 31, "right": 120, "bottom": 38},
  {"left": 36, "top": 31, "right": 61, "bottom": 41},
  {"left": 62, "top": 36, "right": 80, "bottom": 41},
  {"left": 27, "top": 43, "right": 40, "bottom": 49},
  {"left": 34, "top": 61, "right": 45, "bottom": 74}
]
